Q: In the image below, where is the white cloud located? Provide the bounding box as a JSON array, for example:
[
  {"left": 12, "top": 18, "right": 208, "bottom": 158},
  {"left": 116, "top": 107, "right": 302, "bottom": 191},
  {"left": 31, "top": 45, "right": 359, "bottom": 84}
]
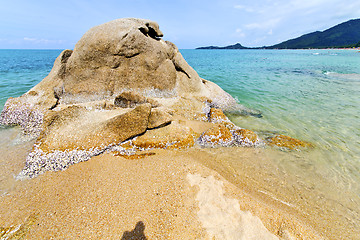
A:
[
  {"left": 234, "top": 5, "right": 254, "bottom": 12},
  {"left": 245, "top": 18, "right": 281, "bottom": 30},
  {"left": 24, "top": 37, "right": 37, "bottom": 41},
  {"left": 235, "top": 28, "right": 246, "bottom": 37},
  {"left": 23, "top": 37, "right": 64, "bottom": 45},
  {"left": 244, "top": 23, "right": 261, "bottom": 30}
]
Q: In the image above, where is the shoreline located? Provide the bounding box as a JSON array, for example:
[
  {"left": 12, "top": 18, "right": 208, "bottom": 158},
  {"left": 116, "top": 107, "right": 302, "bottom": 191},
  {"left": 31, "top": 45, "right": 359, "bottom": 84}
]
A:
[
  {"left": 195, "top": 47, "right": 360, "bottom": 50},
  {"left": 1, "top": 126, "right": 359, "bottom": 239},
  {"left": 0, "top": 133, "right": 321, "bottom": 239}
]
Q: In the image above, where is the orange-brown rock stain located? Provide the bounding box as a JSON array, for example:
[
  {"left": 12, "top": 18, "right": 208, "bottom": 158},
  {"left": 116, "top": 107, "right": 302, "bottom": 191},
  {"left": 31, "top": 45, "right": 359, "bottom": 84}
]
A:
[
  {"left": 267, "top": 135, "right": 313, "bottom": 150},
  {"left": 233, "top": 129, "right": 259, "bottom": 143},
  {"left": 200, "top": 124, "right": 233, "bottom": 144}
]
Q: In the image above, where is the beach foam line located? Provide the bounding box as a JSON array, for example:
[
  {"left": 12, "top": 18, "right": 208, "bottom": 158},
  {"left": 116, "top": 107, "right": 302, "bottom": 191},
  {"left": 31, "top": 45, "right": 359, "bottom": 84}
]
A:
[
  {"left": 258, "top": 190, "right": 294, "bottom": 208},
  {"left": 324, "top": 71, "right": 360, "bottom": 81}
]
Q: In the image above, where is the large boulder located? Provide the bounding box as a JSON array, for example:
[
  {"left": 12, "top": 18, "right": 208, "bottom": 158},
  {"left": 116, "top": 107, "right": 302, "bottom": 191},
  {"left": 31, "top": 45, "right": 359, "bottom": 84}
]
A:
[
  {"left": 1, "top": 18, "right": 236, "bottom": 138},
  {"left": 28, "top": 18, "right": 235, "bottom": 106},
  {"left": 0, "top": 18, "right": 240, "bottom": 178}
]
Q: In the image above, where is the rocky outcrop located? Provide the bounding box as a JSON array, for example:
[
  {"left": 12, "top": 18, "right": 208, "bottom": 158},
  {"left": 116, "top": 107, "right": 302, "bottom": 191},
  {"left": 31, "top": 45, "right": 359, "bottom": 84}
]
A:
[
  {"left": 30, "top": 18, "right": 235, "bottom": 106},
  {"left": 0, "top": 18, "right": 235, "bottom": 139},
  {"left": 0, "top": 18, "right": 311, "bottom": 178}
]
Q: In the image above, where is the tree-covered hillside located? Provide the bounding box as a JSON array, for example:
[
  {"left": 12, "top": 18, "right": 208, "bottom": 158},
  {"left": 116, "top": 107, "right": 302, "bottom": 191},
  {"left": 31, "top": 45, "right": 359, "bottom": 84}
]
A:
[
  {"left": 268, "top": 19, "right": 360, "bottom": 49},
  {"left": 196, "top": 19, "right": 360, "bottom": 50}
]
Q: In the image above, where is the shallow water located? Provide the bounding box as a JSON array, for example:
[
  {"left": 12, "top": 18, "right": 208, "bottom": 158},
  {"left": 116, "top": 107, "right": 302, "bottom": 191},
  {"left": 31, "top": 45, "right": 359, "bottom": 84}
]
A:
[
  {"left": 186, "top": 145, "right": 360, "bottom": 239},
  {"left": 182, "top": 49, "right": 360, "bottom": 194}
]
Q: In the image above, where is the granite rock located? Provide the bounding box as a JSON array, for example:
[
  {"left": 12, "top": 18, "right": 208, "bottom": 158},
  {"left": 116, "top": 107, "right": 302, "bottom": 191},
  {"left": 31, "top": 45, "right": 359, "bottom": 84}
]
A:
[
  {"left": 128, "top": 121, "right": 196, "bottom": 150},
  {"left": 0, "top": 18, "right": 245, "bottom": 178},
  {"left": 37, "top": 103, "right": 151, "bottom": 152},
  {"left": 232, "top": 128, "right": 261, "bottom": 147}
]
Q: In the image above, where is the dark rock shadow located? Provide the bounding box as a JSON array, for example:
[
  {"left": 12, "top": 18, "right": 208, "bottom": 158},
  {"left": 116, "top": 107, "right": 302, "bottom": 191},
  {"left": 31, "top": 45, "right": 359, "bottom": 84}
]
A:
[{"left": 121, "top": 221, "right": 147, "bottom": 240}]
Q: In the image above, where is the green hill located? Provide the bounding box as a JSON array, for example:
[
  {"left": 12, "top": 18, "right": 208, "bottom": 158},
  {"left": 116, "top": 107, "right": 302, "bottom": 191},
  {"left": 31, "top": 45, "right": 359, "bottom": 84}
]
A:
[
  {"left": 268, "top": 19, "right": 360, "bottom": 49},
  {"left": 196, "top": 19, "right": 360, "bottom": 50}
]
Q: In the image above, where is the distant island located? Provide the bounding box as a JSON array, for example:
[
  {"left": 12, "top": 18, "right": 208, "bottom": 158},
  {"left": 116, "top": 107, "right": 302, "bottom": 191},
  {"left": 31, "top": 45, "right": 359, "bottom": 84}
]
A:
[
  {"left": 197, "top": 43, "right": 250, "bottom": 50},
  {"left": 197, "top": 18, "right": 360, "bottom": 50}
]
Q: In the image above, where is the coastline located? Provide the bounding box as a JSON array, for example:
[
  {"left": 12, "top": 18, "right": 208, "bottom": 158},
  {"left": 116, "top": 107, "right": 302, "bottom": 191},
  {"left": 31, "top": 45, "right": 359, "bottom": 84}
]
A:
[
  {"left": 0, "top": 130, "right": 322, "bottom": 239},
  {"left": 1, "top": 126, "right": 359, "bottom": 239},
  {"left": 195, "top": 47, "right": 360, "bottom": 50}
]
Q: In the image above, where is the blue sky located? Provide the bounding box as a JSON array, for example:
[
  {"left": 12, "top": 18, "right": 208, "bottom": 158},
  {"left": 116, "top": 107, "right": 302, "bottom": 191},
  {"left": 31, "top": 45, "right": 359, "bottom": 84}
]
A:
[{"left": 1, "top": 0, "right": 359, "bottom": 49}]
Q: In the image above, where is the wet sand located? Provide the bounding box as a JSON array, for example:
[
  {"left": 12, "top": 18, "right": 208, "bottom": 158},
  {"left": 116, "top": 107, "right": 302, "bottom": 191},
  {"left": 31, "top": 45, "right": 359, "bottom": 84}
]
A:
[{"left": 0, "top": 127, "right": 359, "bottom": 239}]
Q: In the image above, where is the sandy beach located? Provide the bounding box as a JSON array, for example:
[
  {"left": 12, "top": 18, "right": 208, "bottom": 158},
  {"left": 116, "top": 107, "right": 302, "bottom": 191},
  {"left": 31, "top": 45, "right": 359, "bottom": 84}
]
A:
[
  {"left": 0, "top": 126, "right": 326, "bottom": 239},
  {"left": 2, "top": 125, "right": 360, "bottom": 239}
]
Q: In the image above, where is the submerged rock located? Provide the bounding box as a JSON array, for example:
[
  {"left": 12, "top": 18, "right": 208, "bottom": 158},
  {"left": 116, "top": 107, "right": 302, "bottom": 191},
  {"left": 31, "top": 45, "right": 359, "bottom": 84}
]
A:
[{"left": 267, "top": 135, "right": 313, "bottom": 150}]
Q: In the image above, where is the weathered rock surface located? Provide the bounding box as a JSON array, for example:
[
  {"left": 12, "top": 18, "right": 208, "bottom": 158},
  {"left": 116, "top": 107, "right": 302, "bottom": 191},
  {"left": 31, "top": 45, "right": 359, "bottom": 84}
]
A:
[
  {"left": 198, "top": 124, "right": 234, "bottom": 147},
  {"left": 232, "top": 128, "right": 261, "bottom": 146},
  {"left": 130, "top": 121, "right": 196, "bottom": 150},
  {"left": 114, "top": 91, "right": 159, "bottom": 108},
  {"left": 38, "top": 104, "right": 151, "bottom": 152},
  {"left": 148, "top": 108, "right": 173, "bottom": 129},
  {"left": 208, "top": 108, "right": 230, "bottom": 123},
  {"left": 114, "top": 91, "right": 147, "bottom": 108}
]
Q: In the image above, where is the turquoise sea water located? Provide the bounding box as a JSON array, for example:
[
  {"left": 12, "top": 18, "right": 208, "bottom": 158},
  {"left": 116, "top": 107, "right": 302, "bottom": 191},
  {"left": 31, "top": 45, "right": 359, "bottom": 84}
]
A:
[
  {"left": 0, "top": 49, "right": 62, "bottom": 108},
  {"left": 182, "top": 49, "right": 360, "bottom": 194}
]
